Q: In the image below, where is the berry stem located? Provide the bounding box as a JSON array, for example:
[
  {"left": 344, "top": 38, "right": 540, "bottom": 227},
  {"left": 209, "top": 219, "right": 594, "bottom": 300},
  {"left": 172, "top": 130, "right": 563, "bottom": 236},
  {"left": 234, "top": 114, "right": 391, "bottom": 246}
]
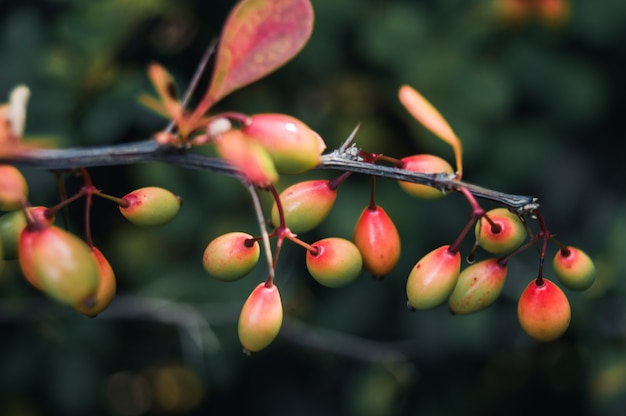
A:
[
  {"left": 328, "top": 171, "right": 352, "bottom": 190},
  {"left": 449, "top": 187, "right": 485, "bottom": 254},
  {"left": 245, "top": 182, "right": 275, "bottom": 283}
]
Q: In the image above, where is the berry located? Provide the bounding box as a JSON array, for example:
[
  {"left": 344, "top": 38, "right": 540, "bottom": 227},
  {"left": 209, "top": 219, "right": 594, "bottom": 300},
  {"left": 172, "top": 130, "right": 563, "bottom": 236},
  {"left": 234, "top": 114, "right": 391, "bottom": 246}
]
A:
[
  {"left": 17, "top": 207, "right": 55, "bottom": 290},
  {"left": 398, "top": 154, "right": 454, "bottom": 199},
  {"left": 517, "top": 278, "right": 570, "bottom": 342},
  {"left": 448, "top": 258, "right": 507, "bottom": 314},
  {"left": 553, "top": 246, "right": 596, "bottom": 291},
  {"left": 238, "top": 282, "right": 283, "bottom": 353},
  {"left": 203, "top": 232, "right": 260, "bottom": 281},
  {"left": 119, "top": 186, "right": 181, "bottom": 226},
  {"left": 406, "top": 245, "right": 461, "bottom": 310},
  {"left": 353, "top": 205, "right": 401, "bottom": 279},
  {"left": 31, "top": 226, "right": 100, "bottom": 306},
  {"left": 214, "top": 129, "right": 278, "bottom": 187},
  {"left": 305, "top": 237, "right": 362, "bottom": 288},
  {"left": 270, "top": 179, "right": 337, "bottom": 233},
  {"left": 0, "top": 209, "right": 28, "bottom": 259},
  {"left": 475, "top": 208, "right": 526, "bottom": 255},
  {"left": 243, "top": 113, "right": 326, "bottom": 174},
  {"left": 73, "top": 247, "right": 117, "bottom": 317},
  {"left": 0, "top": 165, "right": 28, "bottom": 211}
]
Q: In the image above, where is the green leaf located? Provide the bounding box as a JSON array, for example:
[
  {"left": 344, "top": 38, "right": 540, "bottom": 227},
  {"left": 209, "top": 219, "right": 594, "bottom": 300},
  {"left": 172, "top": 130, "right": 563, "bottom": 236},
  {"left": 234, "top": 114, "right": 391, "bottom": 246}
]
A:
[{"left": 194, "top": 0, "right": 314, "bottom": 116}]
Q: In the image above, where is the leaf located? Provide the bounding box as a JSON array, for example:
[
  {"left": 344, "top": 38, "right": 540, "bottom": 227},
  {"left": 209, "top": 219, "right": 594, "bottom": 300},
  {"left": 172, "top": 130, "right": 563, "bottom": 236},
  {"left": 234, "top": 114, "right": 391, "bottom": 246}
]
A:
[
  {"left": 193, "top": 0, "right": 314, "bottom": 117},
  {"left": 398, "top": 84, "right": 463, "bottom": 178}
]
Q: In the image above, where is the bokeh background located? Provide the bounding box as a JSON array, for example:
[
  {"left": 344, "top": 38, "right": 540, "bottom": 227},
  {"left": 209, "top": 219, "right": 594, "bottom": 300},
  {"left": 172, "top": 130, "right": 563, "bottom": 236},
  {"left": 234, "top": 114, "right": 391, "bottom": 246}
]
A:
[{"left": 1, "top": 0, "right": 626, "bottom": 415}]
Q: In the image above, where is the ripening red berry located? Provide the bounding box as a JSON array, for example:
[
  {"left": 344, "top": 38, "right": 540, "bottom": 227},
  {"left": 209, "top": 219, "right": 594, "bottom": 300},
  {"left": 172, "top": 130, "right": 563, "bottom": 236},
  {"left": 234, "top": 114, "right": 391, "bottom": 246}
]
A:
[
  {"left": 448, "top": 258, "right": 507, "bottom": 314},
  {"left": 238, "top": 282, "right": 283, "bottom": 353},
  {"left": 203, "top": 232, "right": 260, "bottom": 281},
  {"left": 270, "top": 180, "right": 337, "bottom": 233},
  {"left": 119, "top": 186, "right": 181, "bottom": 226},
  {"left": 353, "top": 205, "right": 401, "bottom": 279},
  {"left": 475, "top": 208, "right": 526, "bottom": 255},
  {"left": 517, "top": 278, "right": 570, "bottom": 342},
  {"left": 243, "top": 113, "right": 326, "bottom": 174},
  {"left": 0, "top": 165, "right": 28, "bottom": 211},
  {"left": 214, "top": 129, "right": 278, "bottom": 187},
  {"left": 398, "top": 154, "right": 454, "bottom": 199},
  {"left": 305, "top": 237, "right": 362, "bottom": 288},
  {"left": 552, "top": 246, "right": 595, "bottom": 291},
  {"left": 30, "top": 226, "right": 100, "bottom": 307},
  {"left": 406, "top": 245, "right": 461, "bottom": 310},
  {"left": 73, "top": 247, "right": 117, "bottom": 317}
]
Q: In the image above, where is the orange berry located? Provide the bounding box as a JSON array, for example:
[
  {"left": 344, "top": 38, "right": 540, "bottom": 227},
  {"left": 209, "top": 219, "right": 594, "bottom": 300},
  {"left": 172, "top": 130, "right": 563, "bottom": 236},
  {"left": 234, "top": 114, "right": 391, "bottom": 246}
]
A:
[
  {"left": 306, "top": 237, "right": 362, "bottom": 288},
  {"left": 398, "top": 154, "right": 454, "bottom": 199},
  {"left": 353, "top": 205, "right": 401, "bottom": 278},
  {"left": 0, "top": 165, "right": 28, "bottom": 211},
  {"left": 448, "top": 258, "right": 507, "bottom": 314},
  {"left": 518, "top": 278, "right": 570, "bottom": 342},
  {"left": 406, "top": 245, "right": 461, "bottom": 310},
  {"left": 475, "top": 208, "right": 526, "bottom": 255},
  {"left": 238, "top": 282, "right": 283, "bottom": 353},
  {"left": 203, "top": 232, "right": 260, "bottom": 281}
]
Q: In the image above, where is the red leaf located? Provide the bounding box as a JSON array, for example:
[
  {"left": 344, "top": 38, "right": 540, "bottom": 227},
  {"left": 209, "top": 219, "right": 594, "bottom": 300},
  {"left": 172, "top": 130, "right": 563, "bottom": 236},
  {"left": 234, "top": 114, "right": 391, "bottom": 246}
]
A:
[{"left": 194, "top": 0, "right": 314, "bottom": 117}]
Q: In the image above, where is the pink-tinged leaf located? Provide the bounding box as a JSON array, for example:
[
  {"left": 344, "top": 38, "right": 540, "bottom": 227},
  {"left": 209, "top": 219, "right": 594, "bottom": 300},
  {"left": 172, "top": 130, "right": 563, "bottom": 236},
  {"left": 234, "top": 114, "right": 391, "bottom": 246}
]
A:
[
  {"left": 398, "top": 84, "right": 463, "bottom": 178},
  {"left": 194, "top": 0, "right": 314, "bottom": 117}
]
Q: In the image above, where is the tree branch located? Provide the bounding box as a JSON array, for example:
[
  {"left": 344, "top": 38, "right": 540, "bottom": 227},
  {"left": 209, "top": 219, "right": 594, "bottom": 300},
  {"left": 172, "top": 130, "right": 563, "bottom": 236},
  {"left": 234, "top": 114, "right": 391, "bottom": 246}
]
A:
[{"left": 1, "top": 139, "right": 539, "bottom": 215}]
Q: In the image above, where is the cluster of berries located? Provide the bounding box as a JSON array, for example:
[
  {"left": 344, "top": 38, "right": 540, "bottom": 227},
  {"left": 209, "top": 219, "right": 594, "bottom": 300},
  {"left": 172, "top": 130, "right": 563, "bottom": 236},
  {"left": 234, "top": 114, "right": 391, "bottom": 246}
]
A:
[{"left": 0, "top": 165, "right": 181, "bottom": 317}]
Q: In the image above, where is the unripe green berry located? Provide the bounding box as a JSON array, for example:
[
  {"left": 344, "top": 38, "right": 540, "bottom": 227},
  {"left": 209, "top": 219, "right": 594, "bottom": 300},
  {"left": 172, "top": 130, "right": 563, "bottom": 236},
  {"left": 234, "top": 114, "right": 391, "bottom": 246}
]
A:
[
  {"left": 448, "top": 258, "right": 507, "bottom": 314},
  {"left": 553, "top": 246, "right": 595, "bottom": 291},
  {"left": 518, "top": 278, "right": 570, "bottom": 342},
  {"left": 270, "top": 180, "right": 337, "bottom": 233},
  {"left": 406, "top": 245, "right": 461, "bottom": 310},
  {"left": 0, "top": 165, "right": 28, "bottom": 211},
  {"left": 306, "top": 237, "right": 362, "bottom": 288},
  {"left": 238, "top": 282, "right": 283, "bottom": 353},
  {"left": 398, "top": 154, "right": 454, "bottom": 199},
  {"left": 119, "top": 186, "right": 181, "bottom": 226},
  {"left": 475, "top": 208, "right": 526, "bottom": 255},
  {"left": 203, "top": 232, "right": 260, "bottom": 281},
  {"left": 73, "top": 247, "right": 117, "bottom": 317},
  {"left": 243, "top": 113, "right": 326, "bottom": 174},
  {"left": 31, "top": 226, "right": 100, "bottom": 307},
  {"left": 353, "top": 205, "right": 401, "bottom": 279}
]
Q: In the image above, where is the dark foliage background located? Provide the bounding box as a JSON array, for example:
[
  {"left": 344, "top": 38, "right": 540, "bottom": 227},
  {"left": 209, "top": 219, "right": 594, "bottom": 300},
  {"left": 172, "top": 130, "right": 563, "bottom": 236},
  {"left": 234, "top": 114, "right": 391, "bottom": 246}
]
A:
[{"left": 1, "top": 0, "right": 625, "bottom": 415}]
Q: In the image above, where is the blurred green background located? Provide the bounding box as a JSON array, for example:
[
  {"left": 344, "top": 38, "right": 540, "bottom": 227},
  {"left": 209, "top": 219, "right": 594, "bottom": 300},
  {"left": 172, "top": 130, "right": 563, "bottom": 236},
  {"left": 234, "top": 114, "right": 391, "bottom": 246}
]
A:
[{"left": 1, "top": 0, "right": 626, "bottom": 415}]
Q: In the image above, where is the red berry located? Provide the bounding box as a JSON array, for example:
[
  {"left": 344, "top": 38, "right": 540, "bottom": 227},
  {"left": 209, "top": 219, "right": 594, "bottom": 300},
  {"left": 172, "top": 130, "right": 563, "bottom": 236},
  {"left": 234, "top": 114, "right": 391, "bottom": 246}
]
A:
[
  {"left": 17, "top": 207, "right": 55, "bottom": 290},
  {"left": 406, "top": 245, "right": 461, "bottom": 310},
  {"left": 73, "top": 247, "right": 117, "bottom": 317},
  {"left": 305, "top": 237, "right": 362, "bottom": 288},
  {"left": 31, "top": 226, "right": 100, "bottom": 306},
  {"left": 448, "top": 258, "right": 507, "bottom": 314},
  {"left": 270, "top": 179, "right": 337, "bottom": 233},
  {"left": 353, "top": 205, "right": 401, "bottom": 279},
  {"left": 517, "top": 278, "right": 570, "bottom": 342},
  {"left": 243, "top": 113, "right": 326, "bottom": 174},
  {"left": 238, "top": 282, "right": 283, "bottom": 353},
  {"left": 119, "top": 186, "right": 181, "bottom": 226},
  {"left": 203, "top": 232, "right": 260, "bottom": 281},
  {"left": 214, "top": 129, "right": 278, "bottom": 187},
  {"left": 553, "top": 246, "right": 595, "bottom": 291},
  {"left": 475, "top": 208, "right": 526, "bottom": 255},
  {"left": 398, "top": 154, "right": 454, "bottom": 199},
  {"left": 0, "top": 165, "right": 28, "bottom": 211}
]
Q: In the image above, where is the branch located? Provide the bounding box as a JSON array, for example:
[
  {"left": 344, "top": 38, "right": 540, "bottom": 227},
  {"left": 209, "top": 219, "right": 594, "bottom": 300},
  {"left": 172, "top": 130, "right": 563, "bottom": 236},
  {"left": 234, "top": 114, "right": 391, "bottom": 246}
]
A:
[{"left": 1, "top": 139, "right": 539, "bottom": 215}]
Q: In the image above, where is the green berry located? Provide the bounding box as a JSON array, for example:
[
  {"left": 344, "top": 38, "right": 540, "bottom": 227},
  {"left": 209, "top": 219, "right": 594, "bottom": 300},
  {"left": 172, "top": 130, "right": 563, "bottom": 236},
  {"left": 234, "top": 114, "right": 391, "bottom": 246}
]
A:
[
  {"left": 305, "top": 237, "right": 362, "bottom": 288},
  {"left": 73, "top": 247, "right": 117, "bottom": 317},
  {"left": 119, "top": 186, "right": 181, "bottom": 226},
  {"left": 270, "top": 180, "right": 337, "bottom": 233},
  {"left": 553, "top": 246, "right": 595, "bottom": 291},
  {"left": 203, "top": 232, "right": 260, "bottom": 281},
  {"left": 475, "top": 208, "right": 526, "bottom": 255},
  {"left": 406, "top": 245, "right": 461, "bottom": 310},
  {"left": 448, "top": 258, "right": 507, "bottom": 314}
]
